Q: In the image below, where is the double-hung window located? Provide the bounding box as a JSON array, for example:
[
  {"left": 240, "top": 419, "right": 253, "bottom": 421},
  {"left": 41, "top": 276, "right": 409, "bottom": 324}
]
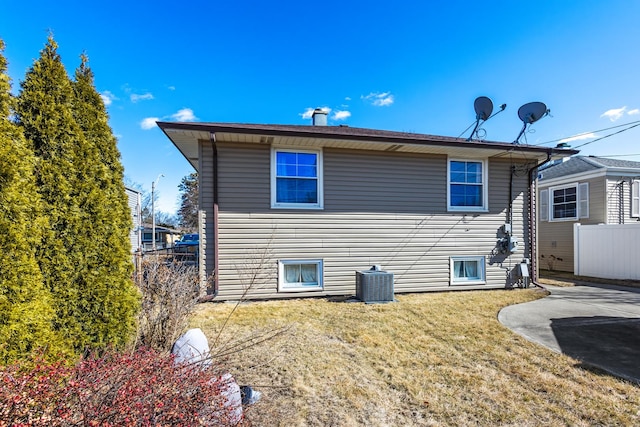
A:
[
  {"left": 552, "top": 186, "right": 577, "bottom": 219},
  {"left": 271, "top": 148, "right": 323, "bottom": 209},
  {"left": 448, "top": 159, "right": 487, "bottom": 211},
  {"left": 544, "top": 182, "right": 588, "bottom": 221},
  {"left": 450, "top": 256, "right": 486, "bottom": 285},
  {"left": 278, "top": 260, "right": 323, "bottom": 291}
]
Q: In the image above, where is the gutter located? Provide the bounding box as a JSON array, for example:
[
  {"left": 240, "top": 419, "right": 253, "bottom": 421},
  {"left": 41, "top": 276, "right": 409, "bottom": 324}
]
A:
[
  {"left": 156, "top": 121, "right": 572, "bottom": 156},
  {"left": 198, "top": 133, "right": 220, "bottom": 301},
  {"left": 211, "top": 133, "right": 219, "bottom": 298}
]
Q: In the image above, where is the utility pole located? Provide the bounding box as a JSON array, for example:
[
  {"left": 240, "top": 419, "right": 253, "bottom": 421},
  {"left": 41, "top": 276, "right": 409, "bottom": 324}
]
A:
[{"left": 151, "top": 174, "right": 164, "bottom": 251}]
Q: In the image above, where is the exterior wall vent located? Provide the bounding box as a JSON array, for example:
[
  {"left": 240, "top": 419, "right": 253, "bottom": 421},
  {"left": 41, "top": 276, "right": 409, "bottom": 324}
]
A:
[{"left": 356, "top": 268, "right": 394, "bottom": 303}]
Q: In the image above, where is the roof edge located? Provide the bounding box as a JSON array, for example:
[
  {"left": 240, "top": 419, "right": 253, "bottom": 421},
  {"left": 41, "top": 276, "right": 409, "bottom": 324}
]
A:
[{"left": 157, "top": 121, "right": 579, "bottom": 157}]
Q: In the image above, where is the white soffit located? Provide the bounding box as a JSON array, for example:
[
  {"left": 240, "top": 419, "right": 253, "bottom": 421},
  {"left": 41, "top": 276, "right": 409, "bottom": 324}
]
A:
[{"left": 164, "top": 128, "right": 552, "bottom": 168}]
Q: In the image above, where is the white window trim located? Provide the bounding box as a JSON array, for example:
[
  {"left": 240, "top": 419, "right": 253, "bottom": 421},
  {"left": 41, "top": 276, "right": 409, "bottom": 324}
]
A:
[
  {"left": 631, "top": 180, "right": 640, "bottom": 218},
  {"left": 450, "top": 256, "right": 486, "bottom": 286},
  {"left": 548, "top": 182, "right": 587, "bottom": 222},
  {"left": 278, "top": 259, "right": 324, "bottom": 292},
  {"left": 270, "top": 147, "right": 324, "bottom": 210},
  {"left": 447, "top": 158, "right": 488, "bottom": 212}
]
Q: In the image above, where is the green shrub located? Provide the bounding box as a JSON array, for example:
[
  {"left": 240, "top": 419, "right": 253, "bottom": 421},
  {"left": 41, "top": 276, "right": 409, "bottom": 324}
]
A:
[
  {"left": 14, "top": 36, "right": 139, "bottom": 353},
  {"left": 0, "top": 38, "right": 69, "bottom": 363}
]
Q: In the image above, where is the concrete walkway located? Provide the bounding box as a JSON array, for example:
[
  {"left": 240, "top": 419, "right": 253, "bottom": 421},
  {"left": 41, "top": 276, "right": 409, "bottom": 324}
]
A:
[{"left": 499, "top": 283, "right": 640, "bottom": 384}]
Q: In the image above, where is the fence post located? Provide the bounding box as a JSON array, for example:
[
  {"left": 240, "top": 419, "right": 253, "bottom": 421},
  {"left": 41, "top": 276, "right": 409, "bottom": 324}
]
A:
[
  {"left": 573, "top": 223, "right": 580, "bottom": 275},
  {"left": 198, "top": 209, "right": 206, "bottom": 297}
]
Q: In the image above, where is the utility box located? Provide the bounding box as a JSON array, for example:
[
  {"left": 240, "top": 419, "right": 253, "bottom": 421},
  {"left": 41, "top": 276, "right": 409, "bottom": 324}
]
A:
[{"left": 356, "top": 269, "right": 394, "bottom": 303}]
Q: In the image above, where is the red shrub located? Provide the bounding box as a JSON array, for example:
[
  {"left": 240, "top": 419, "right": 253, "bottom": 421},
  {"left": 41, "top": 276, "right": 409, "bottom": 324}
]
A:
[
  {"left": 1, "top": 348, "right": 239, "bottom": 426},
  {"left": 0, "top": 359, "right": 72, "bottom": 425}
]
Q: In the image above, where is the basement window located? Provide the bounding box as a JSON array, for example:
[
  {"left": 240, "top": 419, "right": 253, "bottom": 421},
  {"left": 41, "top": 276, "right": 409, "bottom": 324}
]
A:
[
  {"left": 450, "top": 256, "right": 486, "bottom": 285},
  {"left": 278, "top": 260, "right": 324, "bottom": 292}
]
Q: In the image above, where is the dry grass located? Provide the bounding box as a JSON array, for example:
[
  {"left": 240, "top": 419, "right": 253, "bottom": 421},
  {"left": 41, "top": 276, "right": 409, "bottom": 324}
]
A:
[{"left": 190, "top": 290, "right": 640, "bottom": 426}]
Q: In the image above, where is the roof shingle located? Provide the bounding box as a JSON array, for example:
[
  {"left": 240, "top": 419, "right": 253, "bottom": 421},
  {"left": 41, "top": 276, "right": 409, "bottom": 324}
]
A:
[{"left": 539, "top": 156, "right": 640, "bottom": 181}]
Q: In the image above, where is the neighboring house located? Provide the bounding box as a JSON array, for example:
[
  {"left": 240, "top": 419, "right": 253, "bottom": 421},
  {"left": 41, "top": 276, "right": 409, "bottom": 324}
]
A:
[
  {"left": 141, "top": 224, "right": 181, "bottom": 251},
  {"left": 537, "top": 156, "right": 640, "bottom": 272},
  {"left": 158, "top": 110, "right": 576, "bottom": 300},
  {"left": 125, "top": 186, "right": 142, "bottom": 253}
]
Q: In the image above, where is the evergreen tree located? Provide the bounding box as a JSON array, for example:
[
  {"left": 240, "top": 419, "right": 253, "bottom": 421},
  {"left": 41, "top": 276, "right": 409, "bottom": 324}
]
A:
[
  {"left": 177, "top": 172, "right": 199, "bottom": 230},
  {"left": 15, "top": 36, "right": 138, "bottom": 352},
  {"left": 0, "top": 39, "right": 68, "bottom": 363},
  {"left": 70, "top": 53, "right": 140, "bottom": 348}
]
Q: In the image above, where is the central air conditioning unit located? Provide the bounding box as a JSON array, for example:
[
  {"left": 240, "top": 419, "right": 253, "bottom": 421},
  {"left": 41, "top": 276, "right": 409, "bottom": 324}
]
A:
[{"left": 356, "top": 267, "right": 394, "bottom": 304}]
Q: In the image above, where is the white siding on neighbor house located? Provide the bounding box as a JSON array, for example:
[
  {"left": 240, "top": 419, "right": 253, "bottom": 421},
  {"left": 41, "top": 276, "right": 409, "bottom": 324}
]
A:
[
  {"left": 206, "top": 142, "right": 530, "bottom": 300},
  {"left": 605, "top": 178, "right": 639, "bottom": 224},
  {"left": 538, "top": 176, "right": 605, "bottom": 272}
]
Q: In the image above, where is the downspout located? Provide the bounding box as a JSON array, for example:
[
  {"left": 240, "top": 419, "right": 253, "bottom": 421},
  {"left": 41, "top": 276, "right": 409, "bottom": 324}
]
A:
[
  {"left": 527, "top": 150, "right": 553, "bottom": 288},
  {"left": 212, "top": 134, "right": 219, "bottom": 297},
  {"left": 507, "top": 164, "right": 514, "bottom": 287}
]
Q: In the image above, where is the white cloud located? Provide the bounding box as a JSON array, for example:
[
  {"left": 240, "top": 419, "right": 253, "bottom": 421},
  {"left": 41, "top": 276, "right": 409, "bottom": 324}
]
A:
[
  {"left": 171, "top": 108, "right": 197, "bottom": 122},
  {"left": 362, "top": 91, "right": 394, "bottom": 107},
  {"left": 140, "top": 117, "right": 159, "bottom": 130},
  {"left": 345, "top": 97, "right": 352, "bottom": 101},
  {"left": 300, "top": 108, "right": 315, "bottom": 120},
  {"left": 628, "top": 108, "right": 640, "bottom": 116},
  {"left": 100, "top": 91, "right": 117, "bottom": 106},
  {"left": 559, "top": 133, "right": 597, "bottom": 143},
  {"left": 374, "top": 96, "right": 394, "bottom": 107},
  {"left": 140, "top": 108, "right": 197, "bottom": 129},
  {"left": 332, "top": 110, "right": 351, "bottom": 120},
  {"left": 131, "top": 92, "right": 154, "bottom": 103},
  {"left": 601, "top": 106, "right": 626, "bottom": 122},
  {"left": 300, "top": 107, "right": 331, "bottom": 120},
  {"left": 168, "top": 86, "right": 176, "bottom": 91},
  {"left": 131, "top": 93, "right": 154, "bottom": 102}
]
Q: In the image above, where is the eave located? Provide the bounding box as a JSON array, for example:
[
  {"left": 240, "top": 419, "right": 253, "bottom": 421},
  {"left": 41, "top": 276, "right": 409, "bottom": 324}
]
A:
[{"left": 157, "top": 121, "right": 579, "bottom": 171}]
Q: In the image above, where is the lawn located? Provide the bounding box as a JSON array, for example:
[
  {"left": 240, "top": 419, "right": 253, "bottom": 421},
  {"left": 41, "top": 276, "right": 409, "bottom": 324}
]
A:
[{"left": 190, "top": 289, "right": 639, "bottom": 426}]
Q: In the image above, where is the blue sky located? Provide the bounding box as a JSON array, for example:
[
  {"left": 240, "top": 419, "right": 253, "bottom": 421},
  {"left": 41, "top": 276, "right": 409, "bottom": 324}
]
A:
[{"left": 2, "top": 1, "right": 640, "bottom": 215}]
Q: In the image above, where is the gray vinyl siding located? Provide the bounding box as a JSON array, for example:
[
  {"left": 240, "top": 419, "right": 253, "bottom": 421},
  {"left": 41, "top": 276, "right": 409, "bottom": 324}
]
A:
[
  {"left": 538, "top": 176, "right": 605, "bottom": 272},
  {"left": 325, "top": 149, "right": 445, "bottom": 213},
  {"left": 208, "top": 142, "right": 530, "bottom": 300}
]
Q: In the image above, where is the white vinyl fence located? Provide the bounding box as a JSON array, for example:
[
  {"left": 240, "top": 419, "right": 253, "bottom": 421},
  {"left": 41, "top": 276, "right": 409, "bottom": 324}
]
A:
[{"left": 574, "top": 223, "right": 640, "bottom": 280}]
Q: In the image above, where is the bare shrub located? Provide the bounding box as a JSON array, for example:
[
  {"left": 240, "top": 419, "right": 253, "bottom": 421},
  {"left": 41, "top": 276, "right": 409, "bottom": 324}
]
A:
[
  {"left": 210, "top": 243, "right": 277, "bottom": 351},
  {"left": 134, "top": 259, "right": 201, "bottom": 352}
]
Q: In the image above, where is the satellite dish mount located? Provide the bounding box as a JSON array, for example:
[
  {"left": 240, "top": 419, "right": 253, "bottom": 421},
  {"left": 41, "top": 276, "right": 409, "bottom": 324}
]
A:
[
  {"left": 467, "top": 96, "right": 506, "bottom": 141},
  {"left": 514, "top": 102, "right": 550, "bottom": 144}
]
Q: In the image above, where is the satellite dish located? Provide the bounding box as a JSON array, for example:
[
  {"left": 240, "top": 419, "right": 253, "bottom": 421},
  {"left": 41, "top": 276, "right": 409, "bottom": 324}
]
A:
[
  {"left": 518, "top": 102, "right": 548, "bottom": 124},
  {"left": 474, "top": 96, "right": 494, "bottom": 121},
  {"left": 466, "top": 96, "right": 506, "bottom": 141},
  {"left": 514, "top": 101, "right": 550, "bottom": 144}
]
